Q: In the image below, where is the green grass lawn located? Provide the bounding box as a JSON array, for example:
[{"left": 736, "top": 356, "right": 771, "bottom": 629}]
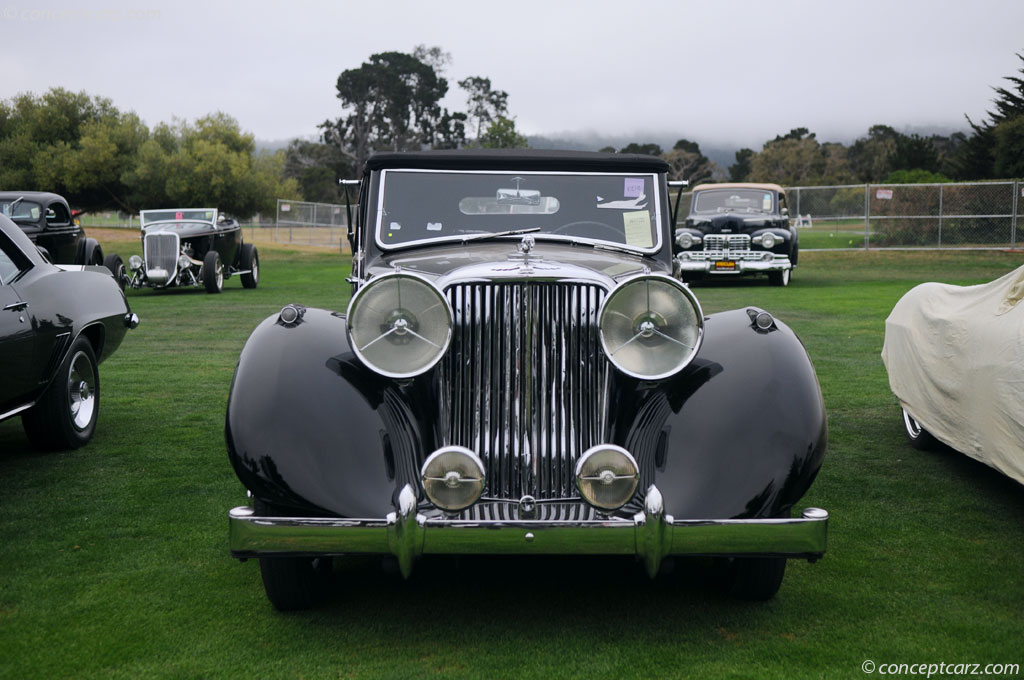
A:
[
  {"left": 1, "top": 246, "right": 1022, "bottom": 679},
  {"left": 799, "top": 225, "right": 867, "bottom": 249}
]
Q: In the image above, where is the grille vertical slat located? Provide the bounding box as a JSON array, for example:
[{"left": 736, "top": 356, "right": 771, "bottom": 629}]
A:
[{"left": 440, "top": 281, "right": 609, "bottom": 500}]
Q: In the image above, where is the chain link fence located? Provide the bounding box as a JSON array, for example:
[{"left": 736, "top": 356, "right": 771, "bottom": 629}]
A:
[
  {"left": 674, "top": 181, "right": 1022, "bottom": 249},
  {"left": 789, "top": 181, "right": 1021, "bottom": 249},
  {"left": 274, "top": 199, "right": 353, "bottom": 251}
]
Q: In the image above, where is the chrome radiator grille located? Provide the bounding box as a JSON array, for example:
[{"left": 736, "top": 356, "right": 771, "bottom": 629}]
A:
[
  {"left": 144, "top": 232, "right": 178, "bottom": 274},
  {"left": 704, "top": 234, "right": 750, "bottom": 251},
  {"left": 439, "top": 281, "right": 610, "bottom": 500}
]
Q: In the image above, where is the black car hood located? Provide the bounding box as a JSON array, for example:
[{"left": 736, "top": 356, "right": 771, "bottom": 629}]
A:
[{"left": 368, "top": 241, "right": 664, "bottom": 284}]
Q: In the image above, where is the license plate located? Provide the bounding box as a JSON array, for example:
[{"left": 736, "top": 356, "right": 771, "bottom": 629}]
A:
[{"left": 714, "top": 260, "right": 737, "bottom": 271}]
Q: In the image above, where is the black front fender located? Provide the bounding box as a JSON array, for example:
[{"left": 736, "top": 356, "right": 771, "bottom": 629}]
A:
[
  {"left": 610, "top": 308, "right": 827, "bottom": 520},
  {"left": 226, "top": 308, "right": 417, "bottom": 518}
]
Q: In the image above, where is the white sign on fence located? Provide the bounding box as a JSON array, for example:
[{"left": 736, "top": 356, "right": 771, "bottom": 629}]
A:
[{"left": 876, "top": 189, "right": 893, "bottom": 200}]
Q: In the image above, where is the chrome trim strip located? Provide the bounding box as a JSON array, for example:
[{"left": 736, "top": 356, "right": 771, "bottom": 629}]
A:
[
  {"left": 0, "top": 402, "right": 35, "bottom": 422},
  {"left": 229, "top": 485, "right": 829, "bottom": 578}
]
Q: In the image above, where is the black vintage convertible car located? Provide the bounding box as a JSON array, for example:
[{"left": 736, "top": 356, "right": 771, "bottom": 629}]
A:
[
  {"left": 0, "top": 191, "right": 106, "bottom": 266},
  {"left": 674, "top": 183, "right": 799, "bottom": 286},
  {"left": 225, "top": 150, "right": 829, "bottom": 610},
  {"left": 0, "top": 214, "right": 138, "bottom": 449},
  {"left": 117, "top": 208, "right": 259, "bottom": 293}
]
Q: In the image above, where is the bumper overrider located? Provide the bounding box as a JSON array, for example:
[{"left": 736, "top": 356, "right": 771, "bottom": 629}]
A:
[
  {"left": 230, "top": 484, "right": 829, "bottom": 579},
  {"left": 677, "top": 252, "right": 792, "bottom": 274}
]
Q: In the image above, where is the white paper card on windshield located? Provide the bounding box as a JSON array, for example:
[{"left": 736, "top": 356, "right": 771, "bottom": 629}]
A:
[
  {"left": 427, "top": 222, "right": 442, "bottom": 231},
  {"left": 623, "top": 211, "right": 653, "bottom": 248}
]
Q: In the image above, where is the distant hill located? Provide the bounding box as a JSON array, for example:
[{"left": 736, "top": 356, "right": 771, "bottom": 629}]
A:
[{"left": 527, "top": 133, "right": 738, "bottom": 170}]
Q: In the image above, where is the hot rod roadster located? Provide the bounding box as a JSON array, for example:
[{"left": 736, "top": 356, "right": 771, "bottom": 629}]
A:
[
  {"left": 225, "top": 150, "right": 829, "bottom": 610},
  {"left": 116, "top": 208, "right": 259, "bottom": 293}
]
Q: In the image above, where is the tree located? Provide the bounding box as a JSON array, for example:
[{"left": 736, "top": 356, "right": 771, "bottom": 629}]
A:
[
  {"left": 748, "top": 128, "right": 853, "bottom": 186},
  {"left": 992, "top": 115, "right": 1024, "bottom": 178},
  {"left": 0, "top": 88, "right": 147, "bottom": 212},
  {"left": 619, "top": 142, "right": 663, "bottom": 156},
  {"left": 957, "top": 52, "right": 1024, "bottom": 179},
  {"left": 664, "top": 139, "right": 714, "bottom": 184},
  {"left": 323, "top": 50, "right": 451, "bottom": 175},
  {"left": 126, "top": 113, "right": 298, "bottom": 216},
  {"left": 283, "top": 138, "right": 353, "bottom": 203},
  {"left": 478, "top": 116, "right": 528, "bottom": 149},
  {"left": 459, "top": 76, "right": 509, "bottom": 142},
  {"left": 848, "top": 125, "right": 900, "bottom": 182},
  {"left": 729, "top": 148, "right": 754, "bottom": 182}
]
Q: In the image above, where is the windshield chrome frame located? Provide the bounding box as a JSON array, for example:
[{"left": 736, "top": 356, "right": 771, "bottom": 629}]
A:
[
  {"left": 139, "top": 208, "right": 219, "bottom": 229},
  {"left": 373, "top": 169, "right": 664, "bottom": 255}
]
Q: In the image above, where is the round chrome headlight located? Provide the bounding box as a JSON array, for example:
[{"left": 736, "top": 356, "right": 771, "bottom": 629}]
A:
[
  {"left": 575, "top": 445, "right": 639, "bottom": 510},
  {"left": 598, "top": 274, "right": 704, "bottom": 380},
  {"left": 128, "top": 254, "right": 143, "bottom": 271},
  {"left": 421, "top": 446, "right": 485, "bottom": 511},
  {"left": 675, "top": 232, "right": 694, "bottom": 249},
  {"left": 761, "top": 232, "right": 777, "bottom": 249},
  {"left": 177, "top": 254, "right": 192, "bottom": 269},
  {"left": 347, "top": 273, "right": 453, "bottom": 378}
]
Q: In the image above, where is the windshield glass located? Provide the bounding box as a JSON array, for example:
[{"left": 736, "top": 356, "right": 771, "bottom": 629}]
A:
[
  {"left": 141, "top": 209, "right": 215, "bottom": 226},
  {"left": 692, "top": 189, "right": 775, "bottom": 215},
  {"left": 0, "top": 200, "right": 43, "bottom": 223},
  {"left": 376, "top": 170, "right": 662, "bottom": 251}
]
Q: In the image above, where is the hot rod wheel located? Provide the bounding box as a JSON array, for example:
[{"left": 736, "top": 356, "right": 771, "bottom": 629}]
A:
[{"left": 203, "top": 250, "right": 223, "bottom": 294}]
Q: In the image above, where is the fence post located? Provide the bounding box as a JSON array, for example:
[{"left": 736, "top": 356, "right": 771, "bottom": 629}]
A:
[
  {"left": 937, "top": 184, "right": 943, "bottom": 248},
  {"left": 864, "top": 184, "right": 871, "bottom": 250},
  {"left": 1012, "top": 181, "right": 1019, "bottom": 250}
]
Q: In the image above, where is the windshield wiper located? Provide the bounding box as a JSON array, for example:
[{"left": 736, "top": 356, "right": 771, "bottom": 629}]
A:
[{"left": 459, "top": 227, "right": 540, "bottom": 243}]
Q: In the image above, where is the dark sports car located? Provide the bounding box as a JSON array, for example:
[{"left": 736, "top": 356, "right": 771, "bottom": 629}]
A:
[
  {"left": 0, "top": 214, "right": 138, "bottom": 449},
  {"left": 0, "top": 191, "right": 105, "bottom": 266},
  {"left": 117, "top": 208, "right": 259, "bottom": 293},
  {"left": 225, "top": 150, "right": 829, "bottom": 610},
  {"left": 674, "top": 183, "right": 799, "bottom": 286}
]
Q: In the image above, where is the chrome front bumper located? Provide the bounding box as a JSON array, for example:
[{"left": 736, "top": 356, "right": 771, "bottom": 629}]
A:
[
  {"left": 229, "top": 484, "right": 829, "bottom": 578},
  {"left": 676, "top": 254, "right": 792, "bottom": 274}
]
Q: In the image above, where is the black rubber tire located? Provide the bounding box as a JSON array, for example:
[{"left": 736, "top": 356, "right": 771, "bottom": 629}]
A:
[
  {"left": 22, "top": 336, "right": 100, "bottom": 450},
  {"left": 103, "top": 253, "right": 126, "bottom": 291},
  {"left": 902, "top": 407, "right": 939, "bottom": 451},
  {"left": 253, "top": 499, "right": 332, "bottom": 611},
  {"left": 202, "top": 250, "right": 223, "bottom": 294},
  {"left": 718, "top": 556, "right": 788, "bottom": 601},
  {"left": 768, "top": 268, "right": 791, "bottom": 287},
  {"left": 240, "top": 243, "right": 259, "bottom": 289}
]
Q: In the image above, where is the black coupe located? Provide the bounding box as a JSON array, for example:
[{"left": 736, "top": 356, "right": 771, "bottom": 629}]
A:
[{"left": 0, "top": 214, "right": 138, "bottom": 449}]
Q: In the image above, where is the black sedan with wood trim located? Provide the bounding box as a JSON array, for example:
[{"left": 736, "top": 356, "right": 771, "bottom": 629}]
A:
[
  {"left": 225, "top": 150, "right": 829, "bottom": 610},
  {"left": 0, "top": 214, "right": 138, "bottom": 449}
]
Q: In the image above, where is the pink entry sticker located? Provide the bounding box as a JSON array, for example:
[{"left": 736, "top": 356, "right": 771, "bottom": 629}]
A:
[
  {"left": 175, "top": 211, "right": 183, "bottom": 220},
  {"left": 624, "top": 178, "right": 644, "bottom": 198}
]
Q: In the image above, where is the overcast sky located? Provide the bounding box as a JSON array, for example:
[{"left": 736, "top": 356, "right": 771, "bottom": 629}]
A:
[{"left": 2, "top": 0, "right": 1022, "bottom": 149}]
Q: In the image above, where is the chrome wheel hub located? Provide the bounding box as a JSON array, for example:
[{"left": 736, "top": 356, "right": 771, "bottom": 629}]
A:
[{"left": 68, "top": 351, "right": 96, "bottom": 431}]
